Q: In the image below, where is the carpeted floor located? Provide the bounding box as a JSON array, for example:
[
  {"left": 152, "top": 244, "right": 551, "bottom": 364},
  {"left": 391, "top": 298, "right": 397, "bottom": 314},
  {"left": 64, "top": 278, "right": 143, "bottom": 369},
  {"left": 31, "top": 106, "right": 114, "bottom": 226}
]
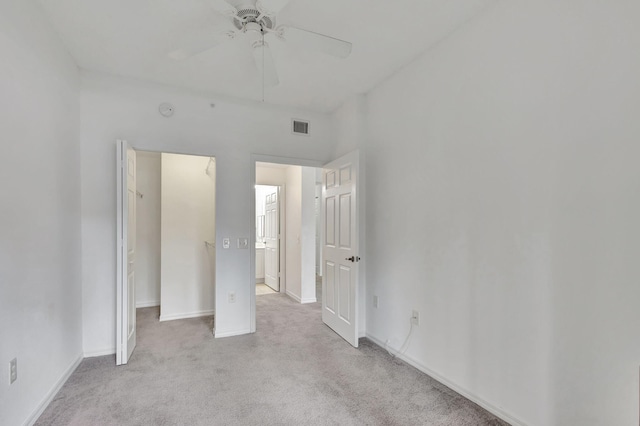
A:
[{"left": 35, "top": 289, "right": 509, "bottom": 425}]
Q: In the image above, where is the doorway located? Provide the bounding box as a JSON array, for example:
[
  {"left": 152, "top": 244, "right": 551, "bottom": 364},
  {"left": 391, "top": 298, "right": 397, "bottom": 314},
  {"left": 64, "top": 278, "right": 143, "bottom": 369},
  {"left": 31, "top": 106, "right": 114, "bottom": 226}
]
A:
[
  {"left": 117, "top": 143, "right": 216, "bottom": 365},
  {"left": 254, "top": 162, "right": 321, "bottom": 304},
  {"left": 250, "top": 152, "right": 362, "bottom": 349}
]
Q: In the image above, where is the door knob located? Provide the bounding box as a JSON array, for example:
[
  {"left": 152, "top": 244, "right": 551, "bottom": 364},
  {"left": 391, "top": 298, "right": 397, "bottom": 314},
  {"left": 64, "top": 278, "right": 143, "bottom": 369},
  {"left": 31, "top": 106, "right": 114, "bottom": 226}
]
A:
[{"left": 345, "top": 256, "right": 361, "bottom": 262}]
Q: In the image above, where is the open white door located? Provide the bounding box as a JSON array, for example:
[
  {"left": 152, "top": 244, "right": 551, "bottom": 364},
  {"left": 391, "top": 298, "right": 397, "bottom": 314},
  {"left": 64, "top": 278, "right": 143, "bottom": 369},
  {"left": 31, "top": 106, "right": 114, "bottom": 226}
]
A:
[
  {"left": 322, "top": 151, "right": 359, "bottom": 348},
  {"left": 264, "top": 189, "right": 279, "bottom": 291},
  {"left": 116, "top": 140, "right": 137, "bottom": 365}
]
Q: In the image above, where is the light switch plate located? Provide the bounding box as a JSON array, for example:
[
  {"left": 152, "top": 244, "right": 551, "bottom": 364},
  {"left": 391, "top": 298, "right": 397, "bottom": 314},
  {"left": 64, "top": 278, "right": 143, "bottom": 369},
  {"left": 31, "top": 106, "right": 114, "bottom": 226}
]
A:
[
  {"left": 222, "top": 238, "right": 230, "bottom": 249},
  {"left": 9, "top": 358, "right": 17, "bottom": 384},
  {"left": 237, "top": 238, "right": 248, "bottom": 249}
]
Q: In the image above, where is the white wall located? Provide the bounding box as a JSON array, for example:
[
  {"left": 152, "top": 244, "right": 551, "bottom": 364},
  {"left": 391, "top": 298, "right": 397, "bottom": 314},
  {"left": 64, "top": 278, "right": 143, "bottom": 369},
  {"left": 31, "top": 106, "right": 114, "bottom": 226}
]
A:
[
  {"left": 300, "top": 167, "right": 317, "bottom": 303},
  {"left": 159, "top": 153, "right": 216, "bottom": 321},
  {"left": 256, "top": 165, "right": 287, "bottom": 186},
  {"left": 284, "top": 166, "right": 316, "bottom": 303},
  {"left": 285, "top": 166, "right": 302, "bottom": 300},
  {"left": 332, "top": 95, "right": 366, "bottom": 158},
  {"left": 0, "top": 2, "right": 82, "bottom": 425},
  {"left": 80, "top": 71, "right": 335, "bottom": 348},
  {"left": 315, "top": 183, "right": 322, "bottom": 276},
  {"left": 361, "top": 1, "right": 640, "bottom": 425},
  {"left": 135, "top": 151, "right": 161, "bottom": 308}
]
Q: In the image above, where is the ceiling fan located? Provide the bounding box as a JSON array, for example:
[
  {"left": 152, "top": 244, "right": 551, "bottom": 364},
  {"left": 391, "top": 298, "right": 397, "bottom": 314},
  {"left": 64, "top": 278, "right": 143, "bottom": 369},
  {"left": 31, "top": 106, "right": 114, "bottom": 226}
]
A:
[{"left": 169, "top": 0, "right": 353, "bottom": 88}]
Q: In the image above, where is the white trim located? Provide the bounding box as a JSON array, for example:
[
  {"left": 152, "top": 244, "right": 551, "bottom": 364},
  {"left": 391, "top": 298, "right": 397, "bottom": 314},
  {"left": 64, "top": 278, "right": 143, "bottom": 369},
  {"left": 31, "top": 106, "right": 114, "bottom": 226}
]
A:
[
  {"left": 116, "top": 139, "right": 125, "bottom": 365},
  {"left": 285, "top": 292, "right": 316, "bottom": 304},
  {"left": 83, "top": 348, "right": 116, "bottom": 358},
  {"left": 135, "top": 300, "right": 160, "bottom": 308},
  {"left": 159, "top": 309, "right": 215, "bottom": 322},
  {"left": 215, "top": 328, "right": 251, "bottom": 338},
  {"left": 365, "top": 333, "right": 527, "bottom": 426},
  {"left": 286, "top": 291, "right": 301, "bottom": 303},
  {"left": 24, "top": 355, "right": 83, "bottom": 426}
]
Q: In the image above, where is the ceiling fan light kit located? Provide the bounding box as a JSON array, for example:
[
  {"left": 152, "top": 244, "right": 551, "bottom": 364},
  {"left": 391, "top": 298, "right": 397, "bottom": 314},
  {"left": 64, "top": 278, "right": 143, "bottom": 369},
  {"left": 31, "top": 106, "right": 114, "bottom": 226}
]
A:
[{"left": 169, "top": 0, "right": 352, "bottom": 93}]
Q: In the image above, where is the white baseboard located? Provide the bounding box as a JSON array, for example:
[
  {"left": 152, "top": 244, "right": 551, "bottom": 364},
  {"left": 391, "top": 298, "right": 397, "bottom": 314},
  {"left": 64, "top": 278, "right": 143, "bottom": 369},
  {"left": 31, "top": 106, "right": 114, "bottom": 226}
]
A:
[
  {"left": 365, "top": 333, "right": 527, "bottom": 426},
  {"left": 25, "top": 354, "right": 83, "bottom": 426},
  {"left": 83, "top": 347, "right": 115, "bottom": 358},
  {"left": 286, "top": 290, "right": 301, "bottom": 303},
  {"left": 159, "top": 309, "right": 215, "bottom": 322},
  {"left": 256, "top": 278, "right": 265, "bottom": 283},
  {"left": 286, "top": 291, "right": 316, "bottom": 304},
  {"left": 215, "top": 328, "right": 251, "bottom": 338},
  {"left": 136, "top": 300, "right": 160, "bottom": 308}
]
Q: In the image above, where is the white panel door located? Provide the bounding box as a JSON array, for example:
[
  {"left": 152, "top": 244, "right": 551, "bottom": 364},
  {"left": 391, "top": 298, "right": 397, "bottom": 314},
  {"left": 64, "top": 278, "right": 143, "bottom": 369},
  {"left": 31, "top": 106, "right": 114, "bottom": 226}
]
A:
[
  {"left": 264, "top": 190, "right": 279, "bottom": 291},
  {"left": 116, "top": 140, "right": 137, "bottom": 365},
  {"left": 322, "top": 151, "right": 359, "bottom": 347}
]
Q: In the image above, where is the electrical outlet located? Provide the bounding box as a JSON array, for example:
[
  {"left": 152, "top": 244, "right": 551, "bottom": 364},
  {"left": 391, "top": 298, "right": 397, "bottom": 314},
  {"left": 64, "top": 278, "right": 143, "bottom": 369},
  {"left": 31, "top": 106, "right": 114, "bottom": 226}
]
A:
[
  {"left": 411, "top": 310, "right": 420, "bottom": 326},
  {"left": 228, "top": 292, "right": 236, "bottom": 303},
  {"left": 222, "top": 238, "right": 230, "bottom": 249},
  {"left": 9, "top": 358, "right": 17, "bottom": 384},
  {"left": 373, "top": 295, "right": 379, "bottom": 308}
]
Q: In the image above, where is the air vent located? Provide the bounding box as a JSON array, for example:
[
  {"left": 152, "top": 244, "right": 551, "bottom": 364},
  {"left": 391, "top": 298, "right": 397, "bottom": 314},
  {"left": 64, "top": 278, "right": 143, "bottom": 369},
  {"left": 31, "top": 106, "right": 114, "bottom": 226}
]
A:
[{"left": 292, "top": 119, "right": 310, "bottom": 135}]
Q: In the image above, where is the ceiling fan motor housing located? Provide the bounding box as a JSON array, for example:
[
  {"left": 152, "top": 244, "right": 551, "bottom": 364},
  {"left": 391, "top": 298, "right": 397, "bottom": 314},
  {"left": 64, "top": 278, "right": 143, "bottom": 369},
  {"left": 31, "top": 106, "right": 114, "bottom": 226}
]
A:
[{"left": 233, "top": 5, "right": 275, "bottom": 31}]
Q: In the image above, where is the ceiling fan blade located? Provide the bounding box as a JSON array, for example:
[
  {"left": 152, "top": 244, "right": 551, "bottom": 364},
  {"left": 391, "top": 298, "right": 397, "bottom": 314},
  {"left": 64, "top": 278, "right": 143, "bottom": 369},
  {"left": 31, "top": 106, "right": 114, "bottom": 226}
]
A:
[
  {"left": 252, "top": 41, "right": 279, "bottom": 87},
  {"left": 280, "top": 26, "right": 352, "bottom": 59},
  {"left": 168, "top": 31, "right": 235, "bottom": 60},
  {"left": 256, "top": 0, "right": 292, "bottom": 17}
]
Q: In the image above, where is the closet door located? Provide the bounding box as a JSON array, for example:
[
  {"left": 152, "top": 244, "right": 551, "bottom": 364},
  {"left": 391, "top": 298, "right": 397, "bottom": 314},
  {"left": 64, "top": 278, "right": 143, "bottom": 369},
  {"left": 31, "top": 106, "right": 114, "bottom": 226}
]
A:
[{"left": 116, "top": 140, "right": 137, "bottom": 365}]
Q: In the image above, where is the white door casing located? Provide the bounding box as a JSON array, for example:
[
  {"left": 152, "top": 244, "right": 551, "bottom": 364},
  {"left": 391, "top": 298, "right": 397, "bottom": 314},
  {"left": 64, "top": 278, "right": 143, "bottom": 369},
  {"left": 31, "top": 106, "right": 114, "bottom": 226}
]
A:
[
  {"left": 116, "top": 140, "right": 137, "bottom": 365},
  {"left": 322, "top": 151, "right": 359, "bottom": 348},
  {"left": 264, "top": 189, "right": 279, "bottom": 291}
]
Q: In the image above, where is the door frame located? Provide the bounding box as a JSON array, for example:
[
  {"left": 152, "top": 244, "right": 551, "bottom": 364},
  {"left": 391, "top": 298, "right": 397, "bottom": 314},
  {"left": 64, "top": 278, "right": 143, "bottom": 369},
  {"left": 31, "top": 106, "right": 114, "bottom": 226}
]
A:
[
  {"left": 250, "top": 154, "right": 324, "bottom": 333},
  {"left": 116, "top": 144, "right": 218, "bottom": 362}
]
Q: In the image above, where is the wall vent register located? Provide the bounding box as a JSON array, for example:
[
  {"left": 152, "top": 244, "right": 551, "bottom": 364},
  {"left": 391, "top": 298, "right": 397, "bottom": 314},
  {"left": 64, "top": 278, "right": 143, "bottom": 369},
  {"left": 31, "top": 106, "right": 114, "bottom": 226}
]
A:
[{"left": 292, "top": 119, "right": 310, "bottom": 135}]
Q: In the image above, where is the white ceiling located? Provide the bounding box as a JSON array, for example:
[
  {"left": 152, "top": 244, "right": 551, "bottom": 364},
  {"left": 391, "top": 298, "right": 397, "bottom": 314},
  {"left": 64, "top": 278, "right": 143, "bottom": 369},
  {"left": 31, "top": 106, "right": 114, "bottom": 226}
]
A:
[{"left": 37, "top": 0, "right": 495, "bottom": 113}]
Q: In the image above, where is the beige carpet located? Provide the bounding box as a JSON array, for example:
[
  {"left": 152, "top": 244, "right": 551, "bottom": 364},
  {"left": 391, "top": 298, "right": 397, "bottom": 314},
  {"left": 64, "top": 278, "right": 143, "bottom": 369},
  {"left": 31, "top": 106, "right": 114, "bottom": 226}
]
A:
[{"left": 35, "top": 292, "right": 509, "bottom": 425}]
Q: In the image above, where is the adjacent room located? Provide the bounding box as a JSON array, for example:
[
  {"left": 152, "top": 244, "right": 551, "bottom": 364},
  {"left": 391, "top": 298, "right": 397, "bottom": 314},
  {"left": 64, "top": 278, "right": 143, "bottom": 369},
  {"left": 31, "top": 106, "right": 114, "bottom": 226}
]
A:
[
  {"left": 2, "top": 0, "right": 640, "bottom": 425},
  {"left": 254, "top": 162, "right": 320, "bottom": 304}
]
